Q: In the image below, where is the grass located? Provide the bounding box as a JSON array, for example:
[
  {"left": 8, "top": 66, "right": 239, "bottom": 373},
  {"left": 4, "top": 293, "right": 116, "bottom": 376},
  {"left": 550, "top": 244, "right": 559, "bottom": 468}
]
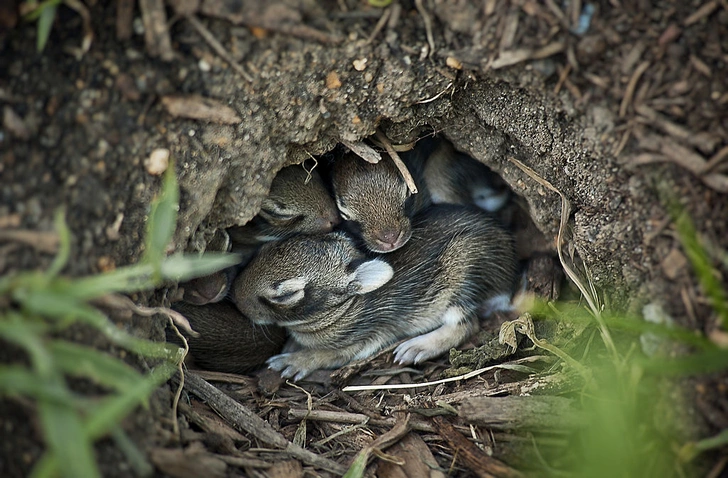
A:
[
  {"left": 525, "top": 205, "right": 728, "bottom": 477},
  {"left": 0, "top": 162, "right": 240, "bottom": 478}
]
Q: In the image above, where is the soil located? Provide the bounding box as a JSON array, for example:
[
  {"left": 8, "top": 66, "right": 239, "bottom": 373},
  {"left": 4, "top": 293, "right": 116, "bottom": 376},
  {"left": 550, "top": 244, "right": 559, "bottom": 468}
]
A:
[{"left": 1, "top": 0, "right": 727, "bottom": 476}]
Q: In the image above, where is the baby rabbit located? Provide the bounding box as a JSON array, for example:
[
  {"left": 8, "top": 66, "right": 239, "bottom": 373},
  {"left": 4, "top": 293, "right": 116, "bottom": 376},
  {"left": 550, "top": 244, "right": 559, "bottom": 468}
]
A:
[
  {"left": 171, "top": 301, "right": 287, "bottom": 374},
  {"left": 228, "top": 164, "right": 341, "bottom": 252},
  {"left": 232, "top": 205, "right": 517, "bottom": 380},
  {"left": 179, "top": 164, "right": 340, "bottom": 306},
  {"left": 330, "top": 153, "right": 429, "bottom": 253},
  {"left": 422, "top": 140, "right": 510, "bottom": 213}
]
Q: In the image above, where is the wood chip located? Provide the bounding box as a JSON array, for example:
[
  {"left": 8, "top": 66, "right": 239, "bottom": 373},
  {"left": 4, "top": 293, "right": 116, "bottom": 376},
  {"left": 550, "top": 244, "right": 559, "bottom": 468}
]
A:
[
  {"left": 266, "top": 459, "right": 303, "bottom": 478},
  {"left": 460, "top": 396, "right": 585, "bottom": 431},
  {"left": 200, "top": 0, "right": 343, "bottom": 44},
  {"left": 150, "top": 447, "right": 227, "bottom": 478},
  {"left": 3, "top": 106, "right": 30, "bottom": 140},
  {"left": 341, "top": 139, "right": 381, "bottom": 163},
  {"left": 684, "top": 0, "right": 718, "bottom": 25},
  {"left": 161, "top": 95, "right": 241, "bottom": 124},
  {"left": 377, "top": 432, "right": 445, "bottom": 478},
  {"left": 635, "top": 104, "right": 720, "bottom": 153},
  {"left": 689, "top": 54, "right": 712, "bottom": 77},
  {"left": 490, "top": 42, "right": 564, "bottom": 69},
  {"left": 115, "top": 0, "right": 135, "bottom": 40},
  {"left": 432, "top": 416, "right": 522, "bottom": 478},
  {"left": 139, "top": 0, "right": 175, "bottom": 61},
  {"left": 703, "top": 145, "right": 728, "bottom": 173}
]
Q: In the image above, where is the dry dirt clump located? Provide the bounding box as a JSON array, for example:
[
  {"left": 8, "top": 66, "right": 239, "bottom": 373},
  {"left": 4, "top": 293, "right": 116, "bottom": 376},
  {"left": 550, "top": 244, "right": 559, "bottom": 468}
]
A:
[{"left": 1, "top": 0, "right": 727, "bottom": 476}]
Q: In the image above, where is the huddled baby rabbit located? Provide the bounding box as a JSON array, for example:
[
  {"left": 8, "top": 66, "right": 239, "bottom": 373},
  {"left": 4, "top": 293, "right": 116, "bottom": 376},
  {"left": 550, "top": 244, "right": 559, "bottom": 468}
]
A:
[{"left": 232, "top": 205, "right": 517, "bottom": 380}]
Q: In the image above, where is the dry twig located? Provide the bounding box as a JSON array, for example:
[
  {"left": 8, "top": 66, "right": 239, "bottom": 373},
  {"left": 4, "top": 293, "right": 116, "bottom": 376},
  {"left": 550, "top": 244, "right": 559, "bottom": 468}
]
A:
[
  {"left": 433, "top": 416, "right": 522, "bottom": 478},
  {"left": 375, "top": 130, "right": 418, "bottom": 194},
  {"left": 178, "top": 372, "right": 347, "bottom": 474},
  {"left": 186, "top": 15, "right": 254, "bottom": 82}
]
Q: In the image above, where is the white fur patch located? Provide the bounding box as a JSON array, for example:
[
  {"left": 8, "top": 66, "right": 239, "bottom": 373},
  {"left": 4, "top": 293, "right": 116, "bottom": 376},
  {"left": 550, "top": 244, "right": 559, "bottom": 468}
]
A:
[
  {"left": 393, "top": 307, "right": 471, "bottom": 365},
  {"left": 350, "top": 259, "right": 393, "bottom": 294},
  {"left": 472, "top": 188, "right": 508, "bottom": 212},
  {"left": 336, "top": 199, "right": 355, "bottom": 221},
  {"left": 480, "top": 293, "right": 513, "bottom": 317},
  {"left": 263, "top": 277, "right": 306, "bottom": 306}
]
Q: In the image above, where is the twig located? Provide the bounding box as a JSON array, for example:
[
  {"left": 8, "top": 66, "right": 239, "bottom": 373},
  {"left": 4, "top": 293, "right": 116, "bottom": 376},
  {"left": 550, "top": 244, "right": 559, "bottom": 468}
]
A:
[
  {"left": 288, "top": 408, "right": 438, "bottom": 433},
  {"left": 341, "top": 139, "right": 382, "bottom": 163},
  {"left": 414, "top": 0, "right": 435, "bottom": 57},
  {"left": 342, "top": 356, "right": 549, "bottom": 392},
  {"left": 177, "top": 372, "right": 346, "bottom": 475},
  {"left": 139, "top": 0, "right": 175, "bottom": 61},
  {"left": 116, "top": 0, "right": 135, "bottom": 40},
  {"left": 186, "top": 15, "right": 254, "bottom": 82},
  {"left": 0, "top": 229, "right": 58, "bottom": 254},
  {"left": 684, "top": 0, "right": 718, "bottom": 25},
  {"left": 375, "top": 130, "right": 418, "bottom": 194},
  {"left": 92, "top": 294, "right": 199, "bottom": 337},
  {"left": 365, "top": 7, "right": 392, "bottom": 45},
  {"left": 506, "top": 157, "right": 618, "bottom": 362},
  {"left": 167, "top": 320, "right": 188, "bottom": 439},
  {"left": 433, "top": 416, "right": 523, "bottom": 478},
  {"left": 619, "top": 61, "right": 650, "bottom": 117},
  {"left": 415, "top": 82, "right": 454, "bottom": 104},
  {"left": 345, "top": 413, "right": 411, "bottom": 473}
]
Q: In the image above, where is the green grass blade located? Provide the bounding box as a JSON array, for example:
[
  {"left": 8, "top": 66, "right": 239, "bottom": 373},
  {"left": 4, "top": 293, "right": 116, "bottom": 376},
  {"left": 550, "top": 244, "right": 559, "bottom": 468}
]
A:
[
  {"left": 20, "top": 291, "right": 180, "bottom": 360},
  {"left": 84, "top": 361, "right": 178, "bottom": 438},
  {"left": 36, "top": 386, "right": 100, "bottom": 478},
  {"left": 30, "top": 362, "right": 178, "bottom": 478},
  {"left": 640, "top": 348, "right": 728, "bottom": 376},
  {"left": 62, "top": 264, "right": 156, "bottom": 300},
  {"left": 0, "top": 366, "right": 75, "bottom": 405},
  {"left": 49, "top": 341, "right": 144, "bottom": 392},
  {"left": 47, "top": 208, "right": 70, "bottom": 278},
  {"left": 36, "top": 4, "right": 58, "bottom": 52},
  {"left": 674, "top": 210, "right": 728, "bottom": 327},
  {"left": 159, "top": 253, "right": 241, "bottom": 282},
  {"left": 110, "top": 427, "right": 154, "bottom": 477},
  {"left": 144, "top": 161, "right": 179, "bottom": 276}
]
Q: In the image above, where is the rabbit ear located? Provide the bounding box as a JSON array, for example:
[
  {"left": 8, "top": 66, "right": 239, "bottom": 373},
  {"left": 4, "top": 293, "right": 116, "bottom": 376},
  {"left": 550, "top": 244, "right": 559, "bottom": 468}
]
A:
[
  {"left": 261, "top": 277, "right": 306, "bottom": 307},
  {"left": 348, "top": 259, "right": 393, "bottom": 294}
]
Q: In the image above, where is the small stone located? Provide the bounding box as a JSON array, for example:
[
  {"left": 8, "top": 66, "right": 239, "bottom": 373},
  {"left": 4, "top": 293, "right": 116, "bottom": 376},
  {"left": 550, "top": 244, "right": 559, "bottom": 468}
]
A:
[
  {"left": 198, "top": 59, "right": 211, "bottom": 72},
  {"left": 351, "top": 115, "right": 361, "bottom": 124},
  {"left": 446, "top": 56, "right": 462, "bottom": 70},
  {"left": 325, "top": 71, "right": 342, "bottom": 89},
  {"left": 661, "top": 248, "right": 687, "bottom": 280},
  {"left": 353, "top": 58, "right": 367, "bottom": 71},
  {"left": 145, "top": 148, "right": 170, "bottom": 176}
]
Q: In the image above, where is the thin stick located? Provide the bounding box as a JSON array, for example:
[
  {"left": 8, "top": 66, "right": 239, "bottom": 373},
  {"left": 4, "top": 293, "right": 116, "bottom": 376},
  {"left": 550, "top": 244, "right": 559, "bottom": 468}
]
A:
[
  {"left": 178, "top": 372, "right": 346, "bottom": 475},
  {"left": 433, "top": 416, "right": 523, "bottom": 478},
  {"left": 619, "top": 61, "right": 650, "bottom": 117},
  {"left": 186, "top": 15, "right": 254, "bottom": 82},
  {"left": 341, "top": 356, "right": 549, "bottom": 392},
  {"left": 365, "top": 7, "right": 392, "bottom": 45},
  {"left": 167, "top": 320, "right": 188, "bottom": 440},
  {"left": 414, "top": 0, "right": 435, "bottom": 57},
  {"left": 375, "top": 130, "right": 418, "bottom": 194}
]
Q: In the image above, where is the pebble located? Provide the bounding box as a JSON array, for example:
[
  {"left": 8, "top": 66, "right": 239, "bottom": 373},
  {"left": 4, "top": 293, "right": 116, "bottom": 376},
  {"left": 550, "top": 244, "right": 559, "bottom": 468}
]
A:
[{"left": 145, "top": 148, "right": 170, "bottom": 175}]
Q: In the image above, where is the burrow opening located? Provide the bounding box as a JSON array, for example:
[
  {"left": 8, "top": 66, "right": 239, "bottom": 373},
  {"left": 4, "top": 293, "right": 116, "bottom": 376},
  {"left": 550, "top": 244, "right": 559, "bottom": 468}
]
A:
[{"left": 173, "top": 129, "right": 568, "bottom": 378}]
